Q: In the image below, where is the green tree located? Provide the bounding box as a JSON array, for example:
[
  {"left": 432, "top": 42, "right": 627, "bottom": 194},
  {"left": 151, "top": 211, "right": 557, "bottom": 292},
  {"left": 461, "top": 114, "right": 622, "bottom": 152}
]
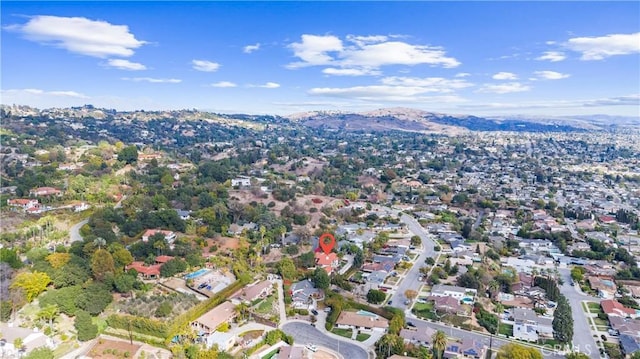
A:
[
  {"left": 496, "top": 343, "right": 543, "bottom": 359},
  {"left": 312, "top": 267, "right": 330, "bottom": 290},
  {"left": 118, "top": 145, "right": 138, "bottom": 164},
  {"left": 91, "top": 249, "right": 115, "bottom": 281},
  {"left": 74, "top": 309, "right": 98, "bottom": 341},
  {"left": 366, "top": 289, "right": 386, "bottom": 304},
  {"left": 37, "top": 304, "right": 58, "bottom": 332},
  {"left": 553, "top": 295, "right": 574, "bottom": 344},
  {"left": 277, "top": 258, "right": 297, "bottom": 281},
  {"left": 10, "top": 271, "right": 51, "bottom": 302},
  {"left": 0, "top": 248, "right": 23, "bottom": 269},
  {"left": 160, "top": 258, "right": 188, "bottom": 277},
  {"left": 432, "top": 330, "right": 447, "bottom": 359},
  {"left": 112, "top": 248, "right": 134, "bottom": 270},
  {"left": 24, "top": 347, "right": 55, "bottom": 359},
  {"left": 565, "top": 353, "right": 590, "bottom": 359},
  {"left": 114, "top": 273, "right": 136, "bottom": 293},
  {"left": 570, "top": 267, "right": 585, "bottom": 283}
]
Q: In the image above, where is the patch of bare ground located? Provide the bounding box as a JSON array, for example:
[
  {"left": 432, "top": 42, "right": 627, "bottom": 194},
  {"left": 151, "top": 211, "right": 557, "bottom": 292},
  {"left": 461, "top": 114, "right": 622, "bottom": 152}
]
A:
[
  {"left": 87, "top": 338, "right": 141, "bottom": 359},
  {"left": 0, "top": 211, "right": 29, "bottom": 232},
  {"left": 228, "top": 189, "right": 342, "bottom": 230},
  {"left": 313, "top": 349, "right": 340, "bottom": 359}
]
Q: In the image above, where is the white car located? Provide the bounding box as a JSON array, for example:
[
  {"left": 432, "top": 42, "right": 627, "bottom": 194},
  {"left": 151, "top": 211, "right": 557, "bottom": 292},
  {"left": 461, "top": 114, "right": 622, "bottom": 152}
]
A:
[{"left": 306, "top": 344, "right": 318, "bottom": 352}]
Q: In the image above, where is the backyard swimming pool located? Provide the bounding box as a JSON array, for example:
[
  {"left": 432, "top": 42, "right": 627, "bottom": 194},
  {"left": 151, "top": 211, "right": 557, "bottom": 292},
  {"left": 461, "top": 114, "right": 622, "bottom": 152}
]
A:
[{"left": 184, "top": 268, "right": 211, "bottom": 280}]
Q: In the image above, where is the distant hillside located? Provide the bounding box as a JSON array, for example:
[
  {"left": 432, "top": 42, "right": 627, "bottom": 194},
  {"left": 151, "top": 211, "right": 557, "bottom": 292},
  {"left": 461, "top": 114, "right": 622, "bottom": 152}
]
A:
[{"left": 288, "top": 108, "right": 640, "bottom": 133}]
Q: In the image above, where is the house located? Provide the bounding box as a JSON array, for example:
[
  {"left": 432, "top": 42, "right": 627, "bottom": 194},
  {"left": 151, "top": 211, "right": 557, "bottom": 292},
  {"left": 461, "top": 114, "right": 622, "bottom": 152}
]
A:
[
  {"left": 430, "top": 285, "right": 477, "bottom": 301},
  {"left": 588, "top": 277, "right": 617, "bottom": 299},
  {"left": 290, "top": 279, "right": 323, "bottom": 309},
  {"left": 400, "top": 326, "right": 437, "bottom": 346},
  {"left": 365, "top": 270, "right": 389, "bottom": 289},
  {"left": 126, "top": 262, "right": 162, "bottom": 279},
  {"left": 191, "top": 301, "right": 236, "bottom": 336},
  {"left": 315, "top": 251, "right": 339, "bottom": 274},
  {"left": 601, "top": 299, "right": 637, "bottom": 318},
  {"left": 175, "top": 209, "right": 191, "bottom": 220},
  {"left": 598, "top": 215, "right": 617, "bottom": 225},
  {"left": 155, "top": 255, "right": 174, "bottom": 264},
  {"left": 231, "top": 176, "right": 252, "bottom": 187},
  {"left": 430, "top": 295, "right": 462, "bottom": 315},
  {"left": 73, "top": 202, "right": 90, "bottom": 212},
  {"left": 142, "top": 229, "right": 177, "bottom": 243},
  {"left": 458, "top": 338, "right": 488, "bottom": 359},
  {"left": 233, "top": 280, "right": 273, "bottom": 304},
  {"left": 619, "top": 334, "right": 640, "bottom": 356},
  {"left": 277, "top": 345, "right": 304, "bottom": 359},
  {"left": 335, "top": 310, "right": 389, "bottom": 333},
  {"left": 511, "top": 308, "right": 554, "bottom": 342},
  {"left": 7, "top": 198, "right": 39, "bottom": 211},
  {"left": 29, "top": 187, "right": 62, "bottom": 197},
  {"left": 208, "top": 331, "right": 235, "bottom": 351}
]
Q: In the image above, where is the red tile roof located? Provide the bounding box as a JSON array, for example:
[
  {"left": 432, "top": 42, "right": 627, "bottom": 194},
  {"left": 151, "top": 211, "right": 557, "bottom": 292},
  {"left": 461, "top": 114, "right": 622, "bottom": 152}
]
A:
[{"left": 601, "top": 299, "right": 636, "bottom": 317}]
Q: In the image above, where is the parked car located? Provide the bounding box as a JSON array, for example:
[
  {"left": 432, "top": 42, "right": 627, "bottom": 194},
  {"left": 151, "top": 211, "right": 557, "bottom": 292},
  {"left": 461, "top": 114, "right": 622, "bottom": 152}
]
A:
[
  {"left": 311, "top": 309, "right": 319, "bottom": 315},
  {"left": 407, "top": 322, "right": 416, "bottom": 327},
  {"left": 306, "top": 344, "right": 318, "bottom": 352}
]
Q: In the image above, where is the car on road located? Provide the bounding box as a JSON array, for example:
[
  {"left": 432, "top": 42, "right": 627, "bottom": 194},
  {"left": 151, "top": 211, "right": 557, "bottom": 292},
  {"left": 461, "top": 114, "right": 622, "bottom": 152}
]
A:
[
  {"left": 407, "top": 322, "right": 416, "bottom": 327},
  {"left": 311, "top": 309, "right": 319, "bottom": 315},
  {"left": 387, "top": 300, "right": 392, "bottom": 305},
  {"left": 306, "top": 344, "right": 318, "bottom": 352}
]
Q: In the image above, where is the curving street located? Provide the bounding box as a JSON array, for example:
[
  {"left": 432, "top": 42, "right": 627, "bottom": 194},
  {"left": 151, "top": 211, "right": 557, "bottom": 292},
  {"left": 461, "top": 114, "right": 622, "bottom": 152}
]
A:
[
  {"left": 390, "top": 213, "right": 438, "bottom": 310},
  {"left": 281, "top": 322, "right": 368, "bottom": 359}
]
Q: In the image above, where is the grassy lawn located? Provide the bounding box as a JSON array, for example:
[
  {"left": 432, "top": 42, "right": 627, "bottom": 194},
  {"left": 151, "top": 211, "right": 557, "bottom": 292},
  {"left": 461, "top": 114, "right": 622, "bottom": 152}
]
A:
[
  {"left": 594, "top": 318, "right": 609, "bottom": 326},
  {"left": 255, "top": 295, "right": 275, "bottom": 315},
  {"left": 587, "top": 302, "right": 603, "bottom": 313},
  {"left": 53, "top": 341, "right": 76, "bottom": 358},
  {"left": 331, "top": 328, "right": 353, "bottom": 338},
  {"left": 539, "top": 339, "right": 561, "bottom": 347},
  {"left": 356, "top": 333, "right": 371, "bottom": 342},
  {"left": 412, "top": 302, "right": 437, "bottom": 320},
  {"left": 263, "top": 348, "right": 280, "bottom": 359},
  {"left": 498, "top": 323, "right": 513, "bottom": 337}
]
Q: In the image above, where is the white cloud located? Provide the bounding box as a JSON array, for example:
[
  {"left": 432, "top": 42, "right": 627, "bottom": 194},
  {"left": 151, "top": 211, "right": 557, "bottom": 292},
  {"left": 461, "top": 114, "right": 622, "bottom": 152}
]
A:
[
  {"left": 288, "top": 34, "right": 344, "bottom": 68},
  {"left": 209, "top": 81, "right": 237, "bottom": 88},
  {"left": 308, "top": 85, "right": 464, "bottom": 103},
  {"left": 307, "top": 75, "right": 471, "bottom": 103},
  {"left": 106, "top": 59, "right": 147, "bottom": 71},
  {"left": 455, "top": 72, "right": 471, "bottom": 78},
  {"left": 6, "top": 15, "right": 145, "bottom": 58},
  {"left": 2, "top": 88, "right": 88, "bottom": 98},
  {"left": 492, "top": 72, "right": 518, "bottom": 80},
  {"left": 192, "top": 60, "right": 220, "bottom": 72},
  {"left": 122, "top": 77, "right": 181, "bottom": 83},
  {"left": 477, "top": 82, "right": 530, "bottom": 94},
  {"left": 261, "top": 82, "right": 280, "bottom": 89},
  {"left": 287, "top": 34, "right": 460, "bottom": 74},
  {"left": 564, "top": 32, "right": 640, "bottom": 60},
  {"left": 534, "top": 71, "right": 570, "bottom": 80},
  {"left": 243, "top": 43, "right": 261, "bottom": 53},
  {"left": 248, "top": 82, "right": 280, "bottom": 89},
  {"left": 380, "top": 76, "right": 473, "bottom": 92},
  {"left": 322, "top": 67, "right": 381, "bottom": 76},
  {"left": 460, "top": 94, "right": 639, "bottom": 110},
  {"left": 535, "top": 51, "right": 567, "bottom": 62}
]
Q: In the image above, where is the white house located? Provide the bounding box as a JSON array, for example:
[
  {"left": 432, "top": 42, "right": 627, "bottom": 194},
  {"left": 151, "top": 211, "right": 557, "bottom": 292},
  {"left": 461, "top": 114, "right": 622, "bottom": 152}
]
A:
[
  {"left": 335, "top": 310, "right": 389, "bottom": 333},
  {"left": 231, "top": 176, "right": 252, "bottom": 187},
  {"left": 511, "top": 308, "right": 553, "bottom": 342},
  {"left": 430, "top": 285, "right": 477, "bottom": 301}
]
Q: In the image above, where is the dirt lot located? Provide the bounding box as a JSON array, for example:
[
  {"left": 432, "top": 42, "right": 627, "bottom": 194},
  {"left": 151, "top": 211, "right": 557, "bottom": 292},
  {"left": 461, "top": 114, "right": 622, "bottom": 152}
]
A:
[{"left": 87, "top": 338, "right": 141, "bottom": 359}]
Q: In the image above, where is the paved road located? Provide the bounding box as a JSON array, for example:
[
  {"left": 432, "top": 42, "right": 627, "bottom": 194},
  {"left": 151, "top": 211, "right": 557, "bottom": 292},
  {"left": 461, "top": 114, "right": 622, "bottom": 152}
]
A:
[
  {"left": 276, "top": 279, "right": 287, "bottom": 325},
  {"left": 69, "top": 219, "right": 89, "bottom": 243},
  {"left": 390, "top": 214, "right": 437, "bottom": 310},
  {"left": 558, "top": 268, "right": 602, "bottom": 358},
  {"left": 281, "top": 322, "right": 368, "bottom": 359},
  {"left": 406, "top": 315, "right": 566, "bottom": 359}
]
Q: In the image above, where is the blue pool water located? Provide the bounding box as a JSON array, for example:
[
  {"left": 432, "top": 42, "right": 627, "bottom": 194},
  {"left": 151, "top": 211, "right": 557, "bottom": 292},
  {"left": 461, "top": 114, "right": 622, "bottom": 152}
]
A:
[{"left": 184, "top": 268, "right": 210, "bottom": 280}]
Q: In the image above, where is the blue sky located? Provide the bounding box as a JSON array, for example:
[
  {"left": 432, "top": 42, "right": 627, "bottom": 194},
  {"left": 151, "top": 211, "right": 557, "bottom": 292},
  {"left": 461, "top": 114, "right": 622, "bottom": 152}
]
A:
[{"left": 2, "top": 1, "right": 639, "bottom": 117}]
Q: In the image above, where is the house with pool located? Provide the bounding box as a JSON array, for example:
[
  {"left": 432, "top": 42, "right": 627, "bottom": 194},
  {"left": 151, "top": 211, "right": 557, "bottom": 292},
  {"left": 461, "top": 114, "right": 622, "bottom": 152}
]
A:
[{"left": 430, "top": 284, "right": 477, "bottom": 304}]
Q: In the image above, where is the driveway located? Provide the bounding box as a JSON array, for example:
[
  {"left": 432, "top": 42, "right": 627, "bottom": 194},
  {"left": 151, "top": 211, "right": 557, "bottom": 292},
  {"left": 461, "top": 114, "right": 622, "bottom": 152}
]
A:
[
  {"left": 558, "top": 268, "right": 602, "bottom": 358},
  {"left": 281, "top": 322, "right": 368, "bottom": 359},
  {"left": 69, "top": 219, "right": 88, "bottom": 243},
  {"left": 390, "top": 214, "right": 437, "bottom": 309}
]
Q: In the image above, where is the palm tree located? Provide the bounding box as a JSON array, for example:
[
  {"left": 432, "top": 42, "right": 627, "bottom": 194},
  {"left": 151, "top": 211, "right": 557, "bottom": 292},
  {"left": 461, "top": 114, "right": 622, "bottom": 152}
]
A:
[
  {"left": 153, "top": 240, "right": 166, "bottom": 256},
  {"left": 488, "top": 280, "right": 500, "bottom": 299},
  {"left": 94, "top": 237, "right": 106, "bottom": 250},
  {"left": 37, "top": 304, "right": 58, "bottom": 333},
  {"left": 235, "top": 302, "right": 250, "bottom": 322},
  {"left": 432, "top": 330, "right": 447, "bottom": 359}
]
